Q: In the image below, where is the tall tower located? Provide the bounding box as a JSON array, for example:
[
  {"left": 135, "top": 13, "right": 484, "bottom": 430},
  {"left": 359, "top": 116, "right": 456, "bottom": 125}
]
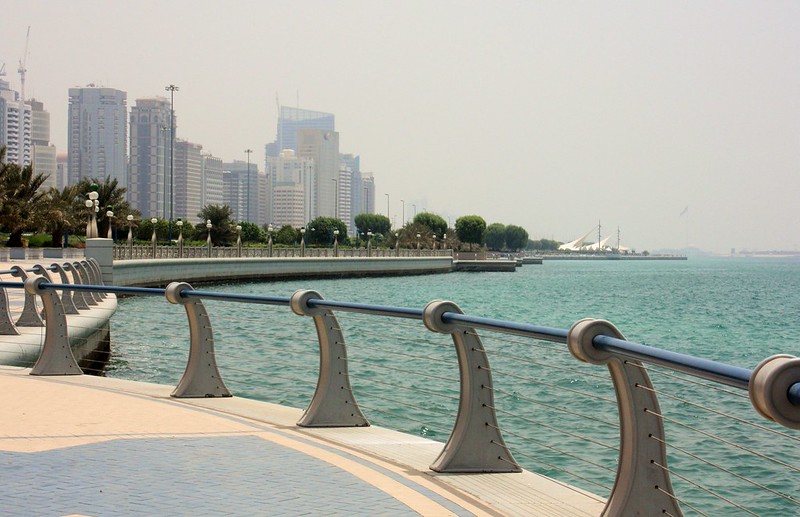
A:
[
  {"left": 0, "top": 79, "right": 31, "bottom": 166},
  {"left": 174, "top": 140, "right": 203, "bottom": 222},
  {"left": 271, "top": 106, "right": 334, "bottom": 156},
  {"left": 28, "top": 99, "right": 57, "bottom": 189},
  {"left": 129, "top": 97, "right": 171, "bottom": 218},
  {"left": 67, "top": 86, "right": 127, "bottom": 187},
  {"left": 297, "top": 128, "right": 339, "bottom": 220}
]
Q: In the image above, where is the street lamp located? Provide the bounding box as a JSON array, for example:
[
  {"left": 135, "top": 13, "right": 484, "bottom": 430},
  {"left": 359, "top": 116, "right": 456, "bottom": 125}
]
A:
[
  {"left": 105, "top": 208, "right": 114, "bottom": 239},
  {"left": 333, "top": 229, "right": 339, "bottom": 257},
  {"left": 385, "top": 193, "right": 390, "bottom": 223},
  {"left": 401, "top": 199, "right": 405, "bottom": 226},
  {"left": 395, "top": 232, "right": 400, "bottom": 257},
  {"left": 432, "top": 234, "right": 437, "bottom": 251},
  {"left": 367, "top": 231, "right": 373, "bottom": 257},
  {"left": 416, "top": 232, "right": 421, "bottom": 256},
  {"left": 443, "top": 233, "right": 447, "bottom": 250},
  {"left": 300, "top": 227, "right": 306, "bottom": 257},
  {"left": 150, "top": 217, "right": 158, "bottom": 258},
  {"left": 85, "top": 187, "right": 99, "bottom": 239},
  {"left": 267, "top": 224, "right": 273, "bottom": 257},
  {"left": 236, "top": 225, "right": 242, "bottom": 257},
  {"left": 127, "top": 214, "right": 134, "bottom": 259},
  {"left": 165, "top": 84, "right": 179, "bottom": 243},
  {"left": 176, "top": 218, "right": 184, "bottom": 258},
  {"left": 206, "top": 219, "right": 212, "bottom": 257}
]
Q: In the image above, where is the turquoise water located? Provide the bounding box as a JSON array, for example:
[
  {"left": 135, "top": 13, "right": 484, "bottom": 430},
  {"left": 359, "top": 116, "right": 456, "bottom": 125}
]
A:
[{"left": 107, "top": 257, "right": 800, "bottom": 515}]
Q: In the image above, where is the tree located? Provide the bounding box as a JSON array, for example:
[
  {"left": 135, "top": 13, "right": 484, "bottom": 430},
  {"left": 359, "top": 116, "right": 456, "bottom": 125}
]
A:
[
  {"left": 455, "top": 215, "right": 486, "bottom": 250},
  {"left": 238, "top": 221, "right": 264, "bottom": 243},
  {"left": 527, "top": 238, "right": 561, "bottom": 251},
  {"left": 0, "top": 148, "right": 49, "bottom": 247},
  {"left": 77, "top": 177, "right": 134, "bottom": 238},
  {"left": 504, "top": 225, "right": 529, "bottom": 251},
  {"left": 196, "top": 204, "right": 236, "bottom": 245},
  {"left": 36, "top": 185, "right": 80, "bottom": 247},
  {"left": 484, "top": 223, "right": 506, "bottom": 251},
  {"left": 306, "top": 217, "right": 348, "bottom": 246},
  {"left": 354, "top": 213, "right": 391, "bottom": 238},
  {"left": 413, "top": 212, "right": 447, "bottom": 237},
  {"left": 274, "top": 224, "right": 299, "bottom": 245},
  {"left": 136, "top": 217, "right": 170, "bottom": 241}
]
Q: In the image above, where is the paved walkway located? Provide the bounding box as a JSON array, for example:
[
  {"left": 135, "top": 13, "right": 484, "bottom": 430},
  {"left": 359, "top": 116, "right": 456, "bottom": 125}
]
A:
[{"left": 0, "top": 368, "right": 606, "bottom": 516}]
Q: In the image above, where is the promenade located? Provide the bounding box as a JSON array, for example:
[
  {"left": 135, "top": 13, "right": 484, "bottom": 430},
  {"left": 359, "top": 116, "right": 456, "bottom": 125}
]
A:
[{"left": 0, "top": 368, "right": 605, "bottom": 516}]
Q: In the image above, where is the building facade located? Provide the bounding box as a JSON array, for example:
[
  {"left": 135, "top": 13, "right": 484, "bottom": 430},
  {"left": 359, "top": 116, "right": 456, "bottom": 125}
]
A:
[
  {"left": 201, "top": 154, "right": 224, "bottom": 211},
  {"left": 29, "top": 99, "right": 57, "bottom": 190},
  {"left": 297, "top": 128, "right": 339, "bottom": 220},
  {"left": 174, "top": 140, "right": 203, "bottom": 223},
  {"left": 129, "top": 97, "right": 171, "bottom": 218},
  {"left": 269, "top": 106, "right": 334, "bottom": 157},
  {"left": 67, "top": 86, "right": 127, "bottom": 187},
  {"left": 267, "top": 149, "right": 314, "bottom": 228},
  {"left": 0, "top": 79, "right": 31, "bottom": 166}
]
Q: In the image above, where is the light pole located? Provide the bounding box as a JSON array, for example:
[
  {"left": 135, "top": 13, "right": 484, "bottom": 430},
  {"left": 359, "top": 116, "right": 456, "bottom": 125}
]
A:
[
  {"left": 267, "top": 224, "right": 273, "bottom": 257},
  {"left": 236, "top": 225, "right": 242, "bottom": 257},
  {"left": 385, "top": 193, "right": 390, "bottom": 223},
  {"left": 206, "top": 219, "right": 212, "bottom": 257},
  {"left": 126, "top": 214, "right": 134, "bottom": 259},
  {"left": 367, "top": 231, "right": 373, "bottom": 257},
  {"left": 401, "top": 199, "right": 405, "bottom": 226},
  {"left": 244, "top": 149, "right": 252, "bottom": 223},
  {"left": 416, "top": 233, "right": 421, "bottom": 256},
  {"left": 333, "top": 229, "right": 339, "bottom": 257},
  {"left": 432, "top": 234, "right": 437, "bottom": 251},
  {"left": 85, "top": 186, "right": 99, "bottom": 239},
  {"left": 300, "top": 227, "right": 306, "bottom": 257},
  {"left": 105, "top": 208, "right": 114, "bottom": 239},
  {"left": 176, "top": 218, "right": 184, "bottom": 258},
  {"left": 150, "top": 217, "right": 158, "bottom": 258},
  {"left": 443, "top": 233, "right": 447, "bottom": 250},
  {"left": 395, "top": 232, "right": 400, "bottom": 257},
  {"left": 165, "top": 84, "right": 178, "bottom": 244}
]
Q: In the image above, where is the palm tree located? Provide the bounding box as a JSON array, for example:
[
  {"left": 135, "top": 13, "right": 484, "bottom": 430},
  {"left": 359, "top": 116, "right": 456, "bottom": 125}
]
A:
[
  {"left": 77, "top": 176, "right": 134, "bottom": 238},
  {"left": 197, "top": 204, "right": 236, "bottom": 246},
  {"left": 0, "top": 148, "right": 49, "bottom": 247},
  {"left": 35, "top": 185, "right": 80, "bottom": 247}
]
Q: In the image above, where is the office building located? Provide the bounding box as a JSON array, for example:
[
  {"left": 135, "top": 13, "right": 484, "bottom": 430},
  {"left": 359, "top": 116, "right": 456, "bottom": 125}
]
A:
[
  {"left": 297, "top": 128, "right": 339, "bottom": 220},
  {"left": 269, "top": 106, "right": 334, "bottom": 157},
  {"left": 174, "top": 140, "right": 203, "bottom": 223},
  {"left": 29, "top": 99, "right": 57, "bottom": 189},
  {"left": 67, "top": 86, "right": 127, "bottom": 187},
  {"left": 0, "top": 79, "right": 31, "bottom": 166},
  {"left": 267, "top": 149, "right": 314, "bottom": 228},
  {"left": 201, "top": 154, "right": 224, "bottom": 210},
  {"left": 223, "top": 160, "right": 265, "bottom": 224},
  {"left": 129, "top": 97, "right": 171, "bottom": 218}
]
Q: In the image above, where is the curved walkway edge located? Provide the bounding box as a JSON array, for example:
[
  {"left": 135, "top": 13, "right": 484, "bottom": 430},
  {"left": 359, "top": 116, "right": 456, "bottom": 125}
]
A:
[{"left": 0, "top": 369, "right": 606, "bottom": 516}]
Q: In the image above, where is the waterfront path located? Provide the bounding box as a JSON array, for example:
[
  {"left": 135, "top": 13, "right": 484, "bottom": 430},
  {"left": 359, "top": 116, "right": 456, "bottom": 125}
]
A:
[{"left": 0, "top": 368, "right": 606, "bottom": 516}]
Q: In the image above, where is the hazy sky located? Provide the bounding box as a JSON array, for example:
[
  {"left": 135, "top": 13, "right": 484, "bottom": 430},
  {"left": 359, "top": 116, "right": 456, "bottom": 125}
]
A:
[{"left": 2, "top": 1, "right": 798, "bottom": 253}]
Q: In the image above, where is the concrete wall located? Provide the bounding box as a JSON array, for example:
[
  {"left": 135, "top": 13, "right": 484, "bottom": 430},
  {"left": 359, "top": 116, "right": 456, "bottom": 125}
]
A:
[{"left": 105, "top": 256, "right": 453, "bottom": 287}]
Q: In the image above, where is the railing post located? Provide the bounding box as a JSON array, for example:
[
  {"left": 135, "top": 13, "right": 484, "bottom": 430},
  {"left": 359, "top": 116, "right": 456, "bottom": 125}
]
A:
[
  {"left": 83, "top": 258, "right": 108, "bottom": 299},
  {"left": 567, "top": 318, "right": 682, "bottom": 517},
  {"left": 72, "top": 262, "right": 99, "bottom": 305},
  {"left": 64, "top": 262, "right": 90, "bottom": 310},
  {"left": 422, "top": 300, "right": 521, "bottom": 473},
  {"left": 0, "top": 284, "right": 21, "bottom": 335},
  {"left": 26, "top": 276, "right": 82, "bottom": 376},
  {"left": 165, "top": 282, "right": 231, "bottom": 398},
  {"left": 10, "top": 266, "right": 44, "bottom": 327},
  {"left": 290, "top": 289, "right": 369, "bottom": 427},
  {"left": 50, "top": 263, "right": 79, "bottom": 315}
]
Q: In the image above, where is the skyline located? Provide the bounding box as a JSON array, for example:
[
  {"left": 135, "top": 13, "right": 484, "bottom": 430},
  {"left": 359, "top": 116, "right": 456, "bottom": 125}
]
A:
[{"left": 2, "top": 1, "right": 799, "bottom": 253}]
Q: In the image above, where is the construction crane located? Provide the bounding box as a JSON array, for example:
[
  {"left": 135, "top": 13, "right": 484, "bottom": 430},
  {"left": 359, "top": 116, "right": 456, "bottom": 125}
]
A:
[
  {"left": 0, "top": 61, "right": 6, "bottom": 77},
  {"left": 18, "top": 26, "right": 30, "bottom": 101}
]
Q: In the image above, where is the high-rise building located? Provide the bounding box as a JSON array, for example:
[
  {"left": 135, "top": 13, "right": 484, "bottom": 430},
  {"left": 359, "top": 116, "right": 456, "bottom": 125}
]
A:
[
  {"left": 340, "top": 153, "right": 362, "bottom": 233},
  {"left": 67, "top": 86, "right": 127, "bottom": 187},
  {"left": 174, "top": 140, "right": 203, "bottom": 223},
  {"left": 269, "top": 106, "right": 334, "bottom": 157},
  {"left": 201, "top": 154, "right": 224, "bottom": 211},
  {"left": 28, "top": 99, "right": 57, "bottom": 190},
  {"left": 129, "top": 97, "right": 171, "bottom": 218},
  {"left": 0, "top": 79, "right": 31, "bottom": 166},
  {"left": 223, "top": 160, "right": 265, "bottom": 224},
  {"left": 267, "top": 149, "right": 314, "bottom": 228},
  {"left": 361, "top": 173, "right": 376, "bottom": 215},
  {"left": 297, "top": 128, "right": 339, "bottom": 220},
  {"left": 56, "top": 153, "right": 68, "bottom": 190}
]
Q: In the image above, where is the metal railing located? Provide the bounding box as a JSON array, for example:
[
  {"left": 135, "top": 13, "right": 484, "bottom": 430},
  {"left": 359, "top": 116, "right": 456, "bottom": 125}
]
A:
[
  {"left": 114, "top": 244, "right": 453, "bottom": 260},
  {"left": 1, "top": 274, "right": 798, "bottom": 515}
]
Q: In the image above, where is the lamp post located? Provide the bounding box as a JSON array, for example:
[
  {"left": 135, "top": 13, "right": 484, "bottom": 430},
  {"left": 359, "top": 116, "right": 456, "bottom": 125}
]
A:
[
  {"left": 300, "top": 227, "right": 306, "bottom": 257},
  {"left": 432, "top": 234, "right": 437, "bottom": 251},
  {"left": 236, "top": 225, "right": 242, "bottom": 257},
  {"left": 385, "top": 193, "right": 390, "bottom": 223},
  {"left": 126, "top": 214, "right": 134, "bottom": 259},
  {"left": 85, "top": 186, "right": 99, "bottom": 239},
  {"left": 105, "top": 208, "right": 114, "bottom": 239},
  {"left": 244, "top": 149, "right": 252, "bottom": 223},
  {"left": 176, "top": 218, "right": 184, "bottom": 258},
  {"left": 165, "top": 84, "right": 178, "bottom": 244},
  {"left": 333, "top": 229, "right": 339, "bottom": 257},
  {"left": 206, "top": 219, "right": 212, "bottom": 257},
  {"left": 395, "top": 232, "right": 400, "bottom": 257},
  {"left": 400, "top": 199, "right": 405, "bottom": 226},
  {"left": 150, "top": 217, "right": 158, "bottom": 258},
  {"left": 443, "top": 233, "right": 447, "bottom": 251},
  {"left": 267, "top": 224, "right": 273, "bottom": 257},
  {"left": 416, "top": 232, "right": 421, "bottom": 256},
  {"left": 367, "top": 231, "right": 373, "bottom": 257}
]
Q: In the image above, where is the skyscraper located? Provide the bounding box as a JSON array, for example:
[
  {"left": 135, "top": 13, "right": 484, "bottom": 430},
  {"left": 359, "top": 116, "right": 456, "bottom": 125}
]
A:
[
  {"left": 201, "top": 154, "right": 224, "bottom": 210},
  {"left": 0, "top": 79, "right": 31, "bottom": 166},
  {"left": 29, "top": 99, "right": 57, "bottom": 190},
  {"left": 270, "top": 106, "right": 334, "bottom": 156},
  {"left": 174, "top": 140, "right": 203, "bottom": 222},
  {"left": 129, "top": 97, "right": 171, "bottom": 218},
  {"left": 267, "top": 149, "right": 314, "bottom": 228},
  {"left": 67, "top": 86, "right": 127, "bottom": 187},
  {"left": 297, "top": 128, "right": 339, "bottom": 220}
]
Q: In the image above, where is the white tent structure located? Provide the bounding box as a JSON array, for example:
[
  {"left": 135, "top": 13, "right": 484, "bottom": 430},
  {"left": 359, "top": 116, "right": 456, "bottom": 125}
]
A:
[
  {"left": 586, "top": 235, "right": 612, "bottom": 251},
  {"left": 558, "top": 228, "right": 596, "bottom": 251}
]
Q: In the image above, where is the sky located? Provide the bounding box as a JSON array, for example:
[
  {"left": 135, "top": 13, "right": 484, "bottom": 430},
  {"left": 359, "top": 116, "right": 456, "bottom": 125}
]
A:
[{"left": 2, "top": 1, "right": 798, "bottom": 253}]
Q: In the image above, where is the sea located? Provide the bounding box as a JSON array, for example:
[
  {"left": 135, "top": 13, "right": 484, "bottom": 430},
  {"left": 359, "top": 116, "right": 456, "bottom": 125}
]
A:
[{"left": 107, "top": 256, "right": 800, "bottom": 515}]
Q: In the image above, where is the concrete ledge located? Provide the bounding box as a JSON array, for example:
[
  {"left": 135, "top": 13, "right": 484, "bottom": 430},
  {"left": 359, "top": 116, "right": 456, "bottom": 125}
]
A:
[
  {"left": 453, "top": 259, "right": 517, "bottom": 272},
  {"left": 111, "top": 257, "right": 454, "bottom": 287}
]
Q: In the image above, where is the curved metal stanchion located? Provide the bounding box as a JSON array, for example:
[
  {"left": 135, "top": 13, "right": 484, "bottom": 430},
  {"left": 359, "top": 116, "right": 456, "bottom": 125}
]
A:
[
  {"left": 50, "top": 263, "right": 80, "bottom": 315},
  {"left": 165, "top": 282, "right": 231, "bottom": 398},
  {"left": 0, "top": 284, "right": 21, "bottom": 335},
  {"left": 26, "top": 276, "right": 82, "bottom": 376},
  {"left": 423, "top": 300, "right": 520, "bottom": 473},
  {"left": 64, "top": 262, "right": 90, "bottom": 310},
  {"left": 72, "top": 262, "right": 98, "bottom": 305},
  {"left": 567, "top": 318, "right": 682, "bottom": 517},
  {"left": 290, "top": 289, "right": 369, "bottom": 427},
  {"left": 10, "top": 266, "right": 44, "bottom": 327},
  {"left": 84, "top": 258, "right": 107, "bottom": 300}
]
